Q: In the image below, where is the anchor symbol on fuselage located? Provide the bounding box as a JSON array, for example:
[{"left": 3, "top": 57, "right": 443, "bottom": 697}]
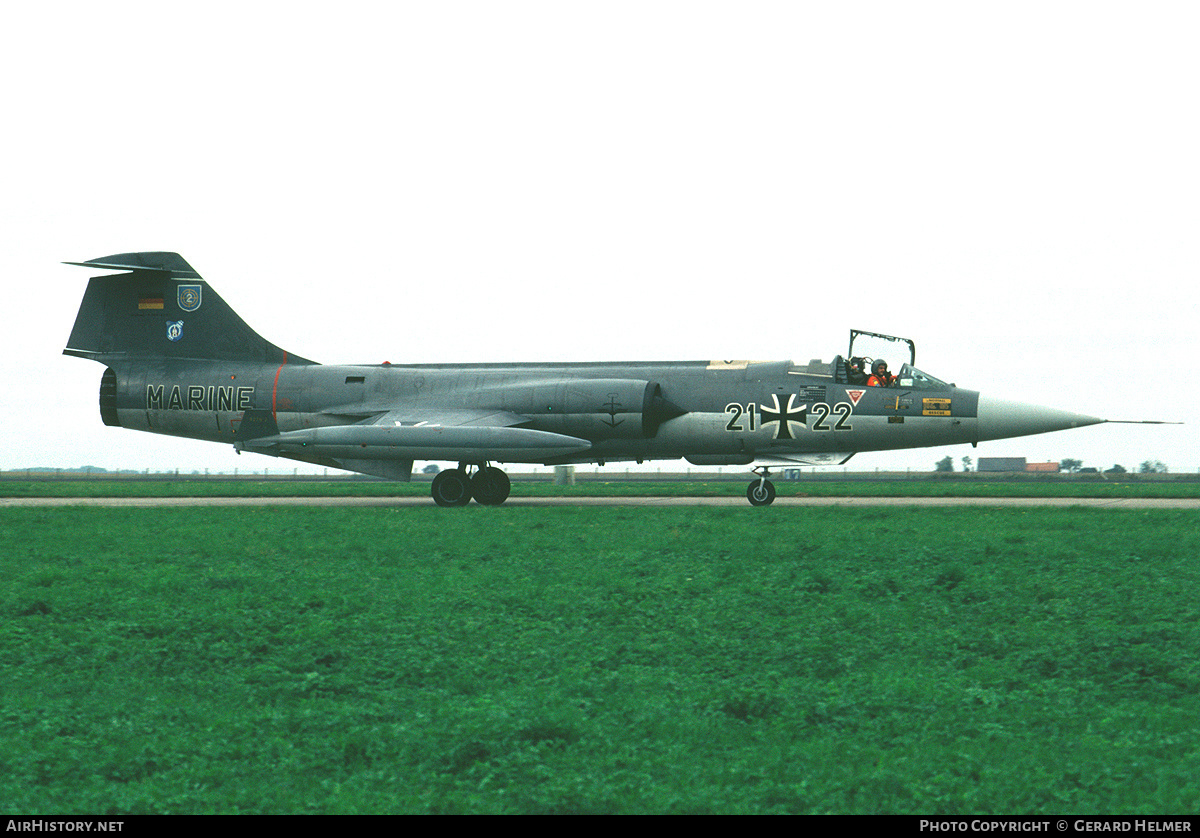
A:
[{"left": 601, "top": 394, "right": 624, "bottom": 428}]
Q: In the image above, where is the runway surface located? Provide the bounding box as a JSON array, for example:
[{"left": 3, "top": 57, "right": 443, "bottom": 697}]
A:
[{"left": 3, "top": 496, "right": 1199, "bottom": 509}]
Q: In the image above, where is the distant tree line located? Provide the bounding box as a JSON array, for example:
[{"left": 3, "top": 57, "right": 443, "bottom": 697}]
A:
[{"left": 935, "top": 457, "right": 1170, "bottom": 474}]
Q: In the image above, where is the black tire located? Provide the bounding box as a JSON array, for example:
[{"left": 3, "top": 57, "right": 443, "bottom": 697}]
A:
[
  {"left": 431, "top": 469, "right": 472, "bottom": 507},
  {"left": 746, "top": 479, "right": 776, "bottom": 506},
  {"left": 471, "top": 467, "right": 511, "bottom": 506}
]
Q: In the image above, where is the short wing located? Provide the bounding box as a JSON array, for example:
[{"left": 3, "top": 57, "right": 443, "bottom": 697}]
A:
[
  {"left": 363, "top": 408, "right": 533, "bottom": 429},
  {"left": 755, "top": 452, "right": 857, "bottom": 467},
  {"left": 240, "top": 407, "right": 592, "bottom": 467}
]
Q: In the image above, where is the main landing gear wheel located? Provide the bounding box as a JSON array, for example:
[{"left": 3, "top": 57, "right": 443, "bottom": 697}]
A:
[
  {"left": 471, "top": 466, "right": 511, "bottom": 506},
  {"left": 431, "top": 468, "right": 472, "bottom": 507}
]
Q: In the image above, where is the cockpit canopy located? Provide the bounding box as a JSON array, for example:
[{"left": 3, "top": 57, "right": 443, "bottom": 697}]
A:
[
  {"left": 787, "top": 356, "right": 952, "bottom": 390},
  {"left": 788, "top": 330, "right": 954, "bottom": 391},
  {"left": 826, "top": 356, "right": 951, "bottom": 389},
  {"left": 845, "top": 328, "right": 951, "bottom": 389}
]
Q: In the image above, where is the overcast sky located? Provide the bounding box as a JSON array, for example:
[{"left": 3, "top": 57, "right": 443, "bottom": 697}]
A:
[{"left": 3, "top": 1, "right": 1195, "bottom": 475}]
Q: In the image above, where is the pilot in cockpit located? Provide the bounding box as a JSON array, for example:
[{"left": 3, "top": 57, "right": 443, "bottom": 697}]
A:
[
  {"left": 847, "top": 356, "right": 868, "bottom": 385},
  {"left": 867, "top": 359, "right": 897, "bottom": 387}
]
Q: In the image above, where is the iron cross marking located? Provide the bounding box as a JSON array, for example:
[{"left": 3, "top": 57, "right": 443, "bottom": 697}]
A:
[{"left": 759, "top": 394, "right": 808, "bottom": 439}]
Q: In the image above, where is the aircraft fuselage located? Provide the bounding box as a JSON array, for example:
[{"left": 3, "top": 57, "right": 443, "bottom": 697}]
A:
[
  {"left": 102, "top": 358, "right": 982, "bottom": 466},
  {"left": 66, "top": 252, "right": 1111, "bottom": 505}
]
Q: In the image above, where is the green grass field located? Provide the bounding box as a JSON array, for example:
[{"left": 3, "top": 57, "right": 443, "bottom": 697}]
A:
[
  {"left": 3, "top": 476, "right": 1200, "bottom": 499},
  {"left": 3, "top": 506, "right": 1198, "bottom": 814}
]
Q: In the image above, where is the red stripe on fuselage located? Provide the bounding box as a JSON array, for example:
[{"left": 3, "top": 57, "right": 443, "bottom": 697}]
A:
[{"left": 271, "top": 353, "right": 288, "bottom": 419}]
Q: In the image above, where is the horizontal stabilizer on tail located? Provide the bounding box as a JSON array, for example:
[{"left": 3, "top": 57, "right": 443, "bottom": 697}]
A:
[{"left": 63, "top": 252, "right": 202, "bottom": 278}]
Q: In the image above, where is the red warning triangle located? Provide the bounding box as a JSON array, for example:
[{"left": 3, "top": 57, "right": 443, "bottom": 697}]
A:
[{"left": 847, "top": 389, "right": 866, "bottom": 405}]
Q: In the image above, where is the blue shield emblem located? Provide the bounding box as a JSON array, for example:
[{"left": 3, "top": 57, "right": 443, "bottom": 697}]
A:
[{"left": 177, "top": 284, "right": 202, "bottom": 312}]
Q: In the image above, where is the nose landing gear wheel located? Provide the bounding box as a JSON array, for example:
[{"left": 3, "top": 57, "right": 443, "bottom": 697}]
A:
[
  {"left": 747, "top": 478, "right": 776, "bottom": 506},
  {"left": 431, "top": 468, "right": 472, "bottom": 507}
]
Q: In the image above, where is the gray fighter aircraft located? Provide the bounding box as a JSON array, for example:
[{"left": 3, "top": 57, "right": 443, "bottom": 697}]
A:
[{"left": 64, "top": 251, "right": 1131, "bottom": 506}]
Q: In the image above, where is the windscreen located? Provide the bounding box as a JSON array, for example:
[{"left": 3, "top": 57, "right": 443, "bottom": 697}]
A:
[{"left": 897, "top": 363, "right": 950, "bottom": 390}]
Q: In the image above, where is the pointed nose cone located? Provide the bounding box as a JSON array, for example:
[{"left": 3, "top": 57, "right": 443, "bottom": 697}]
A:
[{"left": 976, "top": 395, "right": 1105, "bottom": 442}]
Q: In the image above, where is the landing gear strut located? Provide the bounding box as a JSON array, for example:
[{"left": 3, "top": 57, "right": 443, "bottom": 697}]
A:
[
  {"left": 746, "top": 467, "right": 776, "bottom": 506},
  {"left": 430, "top": 463, "right": 512, "bottom": 507}
]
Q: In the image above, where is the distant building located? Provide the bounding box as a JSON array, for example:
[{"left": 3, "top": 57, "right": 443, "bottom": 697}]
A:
[
  {"left": 976, "top": 458, "right": 1061, "bottom": 473},
  {"left": 978, "top": 457, "right": 1026, "bottom": 472}
]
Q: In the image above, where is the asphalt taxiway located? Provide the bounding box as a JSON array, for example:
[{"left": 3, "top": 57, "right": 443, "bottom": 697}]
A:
[{"left": 2, "top": 496, "right": 1198, "bottom": 509}]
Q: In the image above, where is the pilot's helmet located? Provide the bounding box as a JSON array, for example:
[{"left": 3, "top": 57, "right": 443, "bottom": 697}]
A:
[{"left": 873, "top": 359, "right": 889, "bottom": 374}]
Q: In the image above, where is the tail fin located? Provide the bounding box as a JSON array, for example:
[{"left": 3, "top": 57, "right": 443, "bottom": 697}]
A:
[{"left": 63, "top": 252, "right": 315, "bottom": 365}]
